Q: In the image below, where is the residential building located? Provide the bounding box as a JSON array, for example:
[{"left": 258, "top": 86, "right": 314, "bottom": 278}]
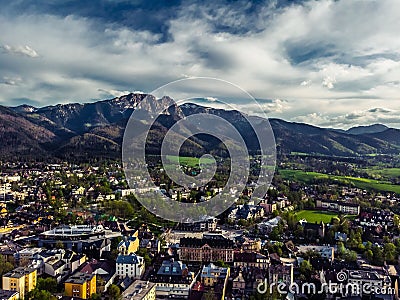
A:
[
  {"left": 268, "top": 264, "right": 293, "bottom": 287},
  {"left": 179, "top": 235, "right": 234, "bottom": 262},
  {"left": 2, "top": 267, "right": 37, "bottom": 300},
  {"left": 16, "top": 248, "right": 42, "bottom": 267},
  {"left": 240, "top": 238, "right": 261, "bottom": 252},
  {"left": 79, "top": 259, "right": 116, "bottom": 293},
  {"left": 258, "top": 217, "right": 282, "bottom": 234},
  {"left": 149, "top": 259, "right": 197, "bottom": 299},
  {"left": 228, "top": 204, "right": 265, "bottom": 221},
  {"left": 319, "top": 269, "right": 394, "bottom": 297},
  {"left": 118, "top": 235, "right": 139, "bottom": 255},
  {"left": 232, "top": 272, "right": 246, "bottom": 295},
  {"left": 139, "top": 238, "right": 161, "bottom": 256},
  {"left": 201, "top": 263, "right": 230, "bottom": 287},
  {"left": 260, "top": 202, "right": 277, "bottom": 214},
  {"left": 121, "top": 280, "right": 156, "bottom": 300},
  {"left": 116, "top": 253, "right": 145, "bottom": 279},
  {"left": 234, "top": 252, "right": 270, "bottom": 270},
  {"left": 357, "top": 211, "right": 394, "bottom": 228},
  {"left": 316, "top": 199, "right": 360, "bottom": 215},
  {"left": 296, "top": 245, "right": 335, "bottom": 262},
  {"left": 346, "top": 269, "right": 392, "bottom": 293},
  {"left": 64, "top": 272, "right": 96, "bottom": 299},
  {"left": 201, "top": 263, "right": 230, "bottom": 300},
  {"left": 35, "top": 249, "right": 86, "bottom": 283},
  {"left": 176, "top": 217, "right": 218, "bottom": 232}
]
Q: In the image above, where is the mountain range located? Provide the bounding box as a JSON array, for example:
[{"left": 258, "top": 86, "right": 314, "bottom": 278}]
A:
[{"left": 1, "top": 93, "right": 399, "bottom": 161}]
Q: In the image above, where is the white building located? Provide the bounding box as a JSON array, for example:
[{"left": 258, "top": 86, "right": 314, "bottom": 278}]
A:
[
  {"left": 296, "top": 245, "right": 335, "bottom": 262},
  {"left": 116, "top": 253, "right": 145, "bottom": 279}
]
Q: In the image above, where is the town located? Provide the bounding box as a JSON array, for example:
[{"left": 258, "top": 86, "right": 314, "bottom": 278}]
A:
[{"left": 0, "top": 157, "right": 400, "bottom": 300}]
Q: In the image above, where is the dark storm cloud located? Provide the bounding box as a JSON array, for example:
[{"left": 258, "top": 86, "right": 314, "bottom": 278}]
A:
[
  {"left": 2, "top": 0, "right": 181, "bottom": 42},
  {"left": 284, "top": 41, "right": 337, "bottom": 65}
]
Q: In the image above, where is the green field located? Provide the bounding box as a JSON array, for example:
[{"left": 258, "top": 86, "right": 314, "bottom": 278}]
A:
[
  {"left": 361, "top": 167, "right": 400, "bottom": 179},
  {"left": 279, "top": 169, "right": 400, "bottom": 194},
  {"left": 166, "top": 155, "right": 215, "bottom": 167},
  {"left": 295, "top": 210, "right": 338, "bottom": 223}
]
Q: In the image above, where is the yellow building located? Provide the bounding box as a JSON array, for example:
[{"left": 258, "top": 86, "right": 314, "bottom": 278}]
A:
[
  {"left": 118, "top": 234, "right": 139, "bottom": 255},
  {"left": 64, "top": 272, "right": 96, "bottom": 299},
  {"left": 2, "top": 267, "right": 37, "bottom": 300},
  {"left": 201, "top": 264, "right": 230, "bottom": 287},
  {"left": 0, "top": 206, "right": 7, "bottom": 217},
  {"left": 200, "top": 264, "right": 230, "bottom": 300}
]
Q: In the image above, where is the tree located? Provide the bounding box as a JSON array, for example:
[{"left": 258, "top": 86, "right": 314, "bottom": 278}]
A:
[
  {"left": 294, "top": 224, "right": 304, "bottom": 239},
  {"left": 25, "top": 289, "right": 56, "bottom": 300},
  {"left": 137, "top": 248, "right": 151, "bottom": 266},
  {"left": 91, "top": 293, "right": 102, "bottom": 300},
  {"left": 267, "top": 243, "right": 283, "bottom": 257},
  {"left": 384, "top": 243, "right": 396, "bottom": 262},
  {"left": 345, "top": 250, "right": 357, "bottom": 262},
  {"left": 372, "top": 245, "right": 384, "bottom": 266},
  {"left": 302, "top": 250, "right": 321, "bottom": 260},
  {"left": 347, "top": 229, "right": 362, "bottom": 249},
  {"left": 215, "top": 259, "right": 229, "bottom": 268},
  {"left": 0, "top": 254, "right": 14, "bottom": 288},
  {"left": 394, "top": 214, "right": 400, "bottom": 228},
  {"left": 283, "top": 211, "right": 298, "bottom": 230},
  {"left": 337, "top": 242, "right": 346, "bottom": 255},
  {"left": 364, "top": 249, "right": 373, "bottom": 261},
  {"left": 105, "top": 201, "right": 134, "bottom": 219},
  {"left": 204, "top": 289, "right": 216, "bottom": 300},
  {"left": 337, "top": 242, "right": 357, "bottom": 262},
  {"left": 107, "top": 284, "right": 121, "bottom": 300},
  {"left": 37, "top": 277, "right": 57, "bottom": 293},
  {"left": 55, "top": 241, "right": 64, "bottom": 249},
  {"left": 299, "top": 260, "right": 313, "bottom": 278},
  {"left": 269, "top": 227, "right": 280, "bottom": 241}
]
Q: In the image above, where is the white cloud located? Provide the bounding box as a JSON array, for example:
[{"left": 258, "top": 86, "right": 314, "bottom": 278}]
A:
[
  {"left": 264, "top": 99, "right": 290, "bottom": 114},
  {"left": 2, "top": 44, "right": 39, "bottom": 58},
  {"left": 322, "top": 76, "right": 336, "bottom": 89},
  {"left": 1, "top": 76, "right": 22, "bottom": 86},
  {"left": 294, "top": 107, "right": 400, "bottom": 129},
  {"left": 0, "top": 0, "right": 400, "bottom": 128},
  {"left": 300, "top": 80, "right": 311, "bottom": 86},
  {"left": 98, "top": 89, "right": 132, "bottom": 97}
]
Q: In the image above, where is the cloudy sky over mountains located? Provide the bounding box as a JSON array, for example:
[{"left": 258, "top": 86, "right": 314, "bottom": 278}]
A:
[{"left": 1, "top": 0, "right": 399, "bottom": 128}]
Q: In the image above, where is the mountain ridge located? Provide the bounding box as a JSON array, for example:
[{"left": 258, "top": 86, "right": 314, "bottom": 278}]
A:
[
  {"left": 346, "top": 124, "right": 389, "bottom": 135},
  {"left": 1, "top": 93, "right": 399, "bottom": 160}
]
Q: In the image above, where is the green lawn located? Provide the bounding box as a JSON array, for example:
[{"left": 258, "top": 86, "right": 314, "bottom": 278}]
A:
[
  {"left": 166, "top": 155, "right": 215, "bottom": 167},
  {"left": 279, "top": 169, "right": 400, "bottom": 194},
  {"left": 295, "top": 210, "right": 338, "bottom": 223}
]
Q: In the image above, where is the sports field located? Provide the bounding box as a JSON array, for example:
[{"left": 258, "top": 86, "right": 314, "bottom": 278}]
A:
[{"left": 295, "top": 210, "right": 338, "bottom": 223}]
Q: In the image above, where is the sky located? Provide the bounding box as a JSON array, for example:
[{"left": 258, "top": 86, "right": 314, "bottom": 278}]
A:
[{"left": 0, "top": 0, "right": 400, "bottom": 129}]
